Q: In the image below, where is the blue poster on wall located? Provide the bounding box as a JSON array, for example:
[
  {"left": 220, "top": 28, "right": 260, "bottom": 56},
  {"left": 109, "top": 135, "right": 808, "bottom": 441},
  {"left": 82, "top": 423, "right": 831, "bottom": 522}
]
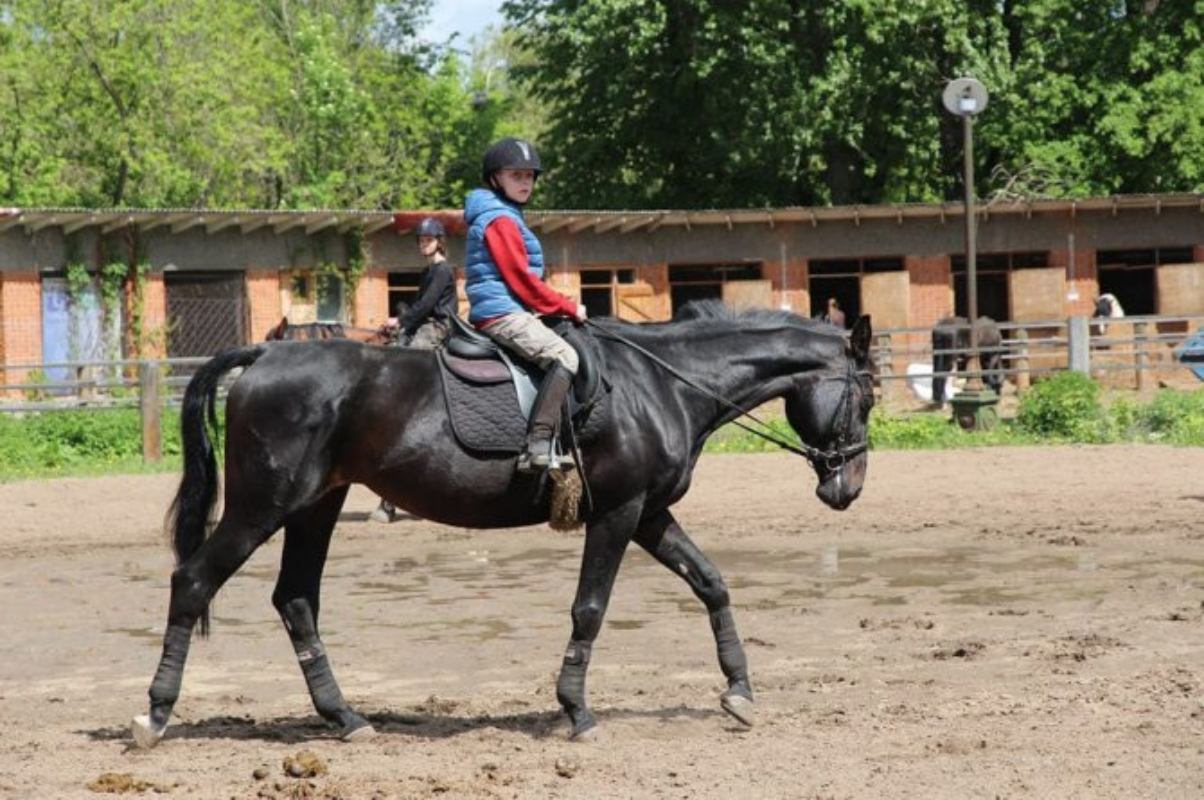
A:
[
  {"left": 1176, "top": 326, "right": 1204, "bottom": 382},
  {"left": 40, "top": 277, "right": 116, "bottom": 388}
]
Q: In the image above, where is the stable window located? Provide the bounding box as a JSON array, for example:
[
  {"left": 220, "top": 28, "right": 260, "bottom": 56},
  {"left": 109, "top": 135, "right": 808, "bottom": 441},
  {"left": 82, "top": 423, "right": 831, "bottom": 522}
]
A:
[
  {"left": 668, "top": 262, "right": 763, "bottom": 314},
  {"left": 387, "top": 271, "right": 423, "bottom": 318},
  {"left": 950, "top": 251, "right": 1048, "bottom": 321},
  {"left": 807, "top": 257, "right": 903, "bottom": 320},
  {"left": 1094, "top": 247, "right": 1191, "bottom": 316},
  {"left": 580, "top": 268, "right": 635, "bottom": 317},
  {"left": 315, "top": 273, "right": 346, "bottom": 322}
]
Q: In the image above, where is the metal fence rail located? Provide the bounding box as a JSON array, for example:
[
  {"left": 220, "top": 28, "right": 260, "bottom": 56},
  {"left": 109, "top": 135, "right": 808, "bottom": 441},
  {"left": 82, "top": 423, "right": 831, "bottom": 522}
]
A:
[{"left": 871, "top": 313, "right": 1204, "bottom": 404}]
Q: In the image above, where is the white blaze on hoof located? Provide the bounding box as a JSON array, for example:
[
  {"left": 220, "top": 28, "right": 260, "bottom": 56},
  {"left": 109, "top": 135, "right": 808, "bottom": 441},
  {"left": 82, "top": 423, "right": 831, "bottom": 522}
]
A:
[
  {"left": 721, "top": 693, "right": 755, "bottom": 727},
  {"left": 131, "top": 714, "right": 165, "bottom": 749}
]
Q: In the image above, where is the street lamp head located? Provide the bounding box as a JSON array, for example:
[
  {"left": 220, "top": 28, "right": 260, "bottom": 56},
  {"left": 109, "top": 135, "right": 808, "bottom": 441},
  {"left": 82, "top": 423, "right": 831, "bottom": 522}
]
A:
[{"left": 942, "top": 77, "right": 989, "bottom": 117}]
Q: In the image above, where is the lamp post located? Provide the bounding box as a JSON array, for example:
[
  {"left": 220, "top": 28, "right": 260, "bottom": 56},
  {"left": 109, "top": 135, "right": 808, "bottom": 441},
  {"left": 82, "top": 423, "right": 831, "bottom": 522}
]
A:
[{"left": 942, "top": 77, "right": 999, "bottom": 430}]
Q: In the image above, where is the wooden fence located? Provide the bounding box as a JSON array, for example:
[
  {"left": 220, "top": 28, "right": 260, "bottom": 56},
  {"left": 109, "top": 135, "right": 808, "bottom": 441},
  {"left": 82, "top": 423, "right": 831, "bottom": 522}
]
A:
[{"left": 3, "top": 313, "right": 1204, "bottom": 462}]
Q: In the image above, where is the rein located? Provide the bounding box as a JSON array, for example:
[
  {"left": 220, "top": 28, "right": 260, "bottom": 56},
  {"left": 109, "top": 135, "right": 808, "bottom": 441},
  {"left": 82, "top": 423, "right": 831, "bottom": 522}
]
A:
[{"left": 583, "top": 319, "right": 867, "bottom": 469}]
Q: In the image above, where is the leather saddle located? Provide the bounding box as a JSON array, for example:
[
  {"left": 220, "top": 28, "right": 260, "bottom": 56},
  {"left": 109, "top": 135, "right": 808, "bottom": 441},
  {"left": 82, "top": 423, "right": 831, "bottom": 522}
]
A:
[{"left": 437, "top": 316, "right": 609, "bottom": 454}]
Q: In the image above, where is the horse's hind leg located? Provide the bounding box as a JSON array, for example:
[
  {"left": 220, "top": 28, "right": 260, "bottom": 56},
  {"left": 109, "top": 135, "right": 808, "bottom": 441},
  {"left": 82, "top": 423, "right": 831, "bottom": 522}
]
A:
[
  {"left": 133, "top": 516, "right": 277, "bottom": 748},
  {"left": 633, "top": 509, "right": 754, "bottom": 726},
  {"left": 271, "top": 486, "right": 374, "bottom": 741}
]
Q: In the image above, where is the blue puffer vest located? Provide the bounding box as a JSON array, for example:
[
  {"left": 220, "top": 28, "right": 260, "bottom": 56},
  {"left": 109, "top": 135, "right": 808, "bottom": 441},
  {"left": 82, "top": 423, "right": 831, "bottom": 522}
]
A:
[{"left": 463, "top": 188, "right": 545, "bottom": 323}]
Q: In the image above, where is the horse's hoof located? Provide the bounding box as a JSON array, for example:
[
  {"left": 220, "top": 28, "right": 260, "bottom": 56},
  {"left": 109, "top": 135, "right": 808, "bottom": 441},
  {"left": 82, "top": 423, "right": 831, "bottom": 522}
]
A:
[
  {"left": 570, "top": 722, "right": 600, "bottom": 743},
  {"left": 131, "top": 714, "right": 166, "bottom": 749},
  {"left": 342, "top": 722, "right": 377, "bottom": 743},
  {"left": 720, "top": 692, "right": 755, "bottom": 727}
]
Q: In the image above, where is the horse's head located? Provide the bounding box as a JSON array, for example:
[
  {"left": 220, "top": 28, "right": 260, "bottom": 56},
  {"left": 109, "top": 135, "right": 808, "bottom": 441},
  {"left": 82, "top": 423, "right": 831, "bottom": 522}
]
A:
[
  {"left": 784, "top": 315, "right": 875, "bottom": 511},
  {"left": 265, "top": 316, "right": 289, "bottom": 342}
]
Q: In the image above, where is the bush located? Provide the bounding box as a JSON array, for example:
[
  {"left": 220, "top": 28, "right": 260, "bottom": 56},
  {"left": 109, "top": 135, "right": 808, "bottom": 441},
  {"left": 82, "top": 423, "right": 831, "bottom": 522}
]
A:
[
  {"left": 1132, "top": 389, "right": 1204, "bottom": 444},
  {"left": 0, "top": 408, "right": 182, "bottom": 480},
  {"left": 1015, "top": 372, "right": 1107, "bottom": 441}
]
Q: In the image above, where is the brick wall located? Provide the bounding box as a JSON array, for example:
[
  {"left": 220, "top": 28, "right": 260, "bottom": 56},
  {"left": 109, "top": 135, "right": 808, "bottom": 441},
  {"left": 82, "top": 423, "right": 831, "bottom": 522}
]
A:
[
  {"left": 763, "top": 258, "right": 808, "bottom": 312},
  {"left": 136, "top": 273, "right": 168, "bottom": 359},
  {"left": 907, "top": 255, "right": 951, "bottom": 328},
  {"left": 1048, "top": 247, "right": 1097, "bottom": 316},
  {"left": 352, "top": 270, "right": 389, "bottom": 328},
  {"left": 0, "top": 271, "right": 43, "bottom": 387},
  {"left": 246, "top": 269, "right": 283, "bottom": 343}
]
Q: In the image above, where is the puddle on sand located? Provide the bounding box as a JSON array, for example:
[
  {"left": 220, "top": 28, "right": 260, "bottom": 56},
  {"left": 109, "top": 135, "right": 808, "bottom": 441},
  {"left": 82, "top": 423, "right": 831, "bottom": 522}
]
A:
[{"left": 693, "top": 545, "right": 1191, "bottom": 611}]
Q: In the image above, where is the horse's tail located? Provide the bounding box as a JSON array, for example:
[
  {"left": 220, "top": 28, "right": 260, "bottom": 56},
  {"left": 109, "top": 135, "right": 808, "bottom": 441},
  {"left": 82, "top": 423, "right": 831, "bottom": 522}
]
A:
[{"left": 165, "top": 344, "right": 268, "bottom": 636}]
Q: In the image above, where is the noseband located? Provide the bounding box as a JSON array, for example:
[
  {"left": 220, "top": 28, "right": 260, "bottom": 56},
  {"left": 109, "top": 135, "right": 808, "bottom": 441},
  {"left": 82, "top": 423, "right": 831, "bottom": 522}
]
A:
[
  {"left": 584, "top": 320, "right": 870, "bottom": 471},
  {"left": 811, "top": 360, "right": 873, "bottom": 473}
]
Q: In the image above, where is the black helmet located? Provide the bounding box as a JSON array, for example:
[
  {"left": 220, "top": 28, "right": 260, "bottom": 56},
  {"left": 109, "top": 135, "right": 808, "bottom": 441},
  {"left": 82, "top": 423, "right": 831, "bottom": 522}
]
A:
[
  {"left": 482, "top": 137, "right": 542, "bottom": 185},
  {"left": 415, "top": 217, "right": 445, "bottom": 238}
]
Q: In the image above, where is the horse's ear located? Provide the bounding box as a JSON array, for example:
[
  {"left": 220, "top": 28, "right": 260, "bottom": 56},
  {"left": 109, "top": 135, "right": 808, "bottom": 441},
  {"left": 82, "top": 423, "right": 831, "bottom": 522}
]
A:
[{"left": 849, "top": 315, "right": 872, "bottom": 364}]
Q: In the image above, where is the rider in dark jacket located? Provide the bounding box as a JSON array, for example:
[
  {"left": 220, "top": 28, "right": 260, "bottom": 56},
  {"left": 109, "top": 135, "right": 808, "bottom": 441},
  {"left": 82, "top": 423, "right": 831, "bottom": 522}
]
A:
[{"left": 397, "top": 217, "right": 458, "bottom": 349}]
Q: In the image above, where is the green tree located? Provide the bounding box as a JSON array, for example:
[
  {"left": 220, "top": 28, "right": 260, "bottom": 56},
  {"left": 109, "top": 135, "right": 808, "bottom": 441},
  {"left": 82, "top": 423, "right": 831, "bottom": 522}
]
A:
[
  {"left": 0, "top": 0, "right": 519, "bottom": 209},
  {"left": 505, "top": 0, "right": 1204, "bottom": 209}
]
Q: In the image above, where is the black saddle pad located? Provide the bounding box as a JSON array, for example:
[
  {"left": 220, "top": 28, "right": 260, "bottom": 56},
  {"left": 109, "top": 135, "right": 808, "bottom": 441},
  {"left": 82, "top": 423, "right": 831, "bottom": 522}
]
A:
[{"left": 439, "top": 354, "right": 526, "bottom": 453}]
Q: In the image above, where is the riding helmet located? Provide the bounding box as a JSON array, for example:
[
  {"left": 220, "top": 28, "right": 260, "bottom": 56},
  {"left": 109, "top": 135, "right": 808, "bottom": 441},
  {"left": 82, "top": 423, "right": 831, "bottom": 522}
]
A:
[
  {"left": 415, "top": 217, "right": 445, "bottom": 239},
  {"left": 481, "top": 137, "right": 542, "bottom": 185}
]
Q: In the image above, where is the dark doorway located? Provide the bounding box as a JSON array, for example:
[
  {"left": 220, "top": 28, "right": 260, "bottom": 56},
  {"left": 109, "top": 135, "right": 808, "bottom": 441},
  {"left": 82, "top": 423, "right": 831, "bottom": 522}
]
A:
[
  {"left": 1097, "top": 266, "right": 1155, "bottom": 315},
  {"left": 166, "top": 271, "right": 246, "bottom": 358},
  {"left": 953, "top": 272, "right": 1009, "bottom": 322},
  {"left": 809, "top": 277, "right": 860, "bottom": 325}
]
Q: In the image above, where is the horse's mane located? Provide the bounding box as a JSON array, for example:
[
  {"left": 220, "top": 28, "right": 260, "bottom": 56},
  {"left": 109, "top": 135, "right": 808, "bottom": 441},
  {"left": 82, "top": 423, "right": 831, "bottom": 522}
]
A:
[{"left": 593, "top": 298, "right": 835, "bottom": 340}]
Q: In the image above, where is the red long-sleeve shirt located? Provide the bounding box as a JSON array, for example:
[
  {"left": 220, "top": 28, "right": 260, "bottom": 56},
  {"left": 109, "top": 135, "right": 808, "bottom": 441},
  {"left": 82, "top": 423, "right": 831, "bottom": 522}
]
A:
[{"left": 480, "top": 216, "right": 578, "bottom": 324}]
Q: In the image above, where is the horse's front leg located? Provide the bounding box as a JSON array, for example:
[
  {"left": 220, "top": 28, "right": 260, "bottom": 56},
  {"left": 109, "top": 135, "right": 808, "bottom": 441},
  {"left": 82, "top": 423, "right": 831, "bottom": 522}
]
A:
[
  {"left": 272, "top": 487, "right": 374, "bottom": 741},
  {"left": 633, "top": 509, "right": 754, "bottom": 726},
  {"left": 556, "top": 500, "right": 642, "bottom": 740}
]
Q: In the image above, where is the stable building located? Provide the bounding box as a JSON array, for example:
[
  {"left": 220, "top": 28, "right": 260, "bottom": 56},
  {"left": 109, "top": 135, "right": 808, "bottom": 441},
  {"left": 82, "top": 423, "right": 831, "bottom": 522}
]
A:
[{"left": 1, "top": 194, "right": 1203, "bottom": 387}]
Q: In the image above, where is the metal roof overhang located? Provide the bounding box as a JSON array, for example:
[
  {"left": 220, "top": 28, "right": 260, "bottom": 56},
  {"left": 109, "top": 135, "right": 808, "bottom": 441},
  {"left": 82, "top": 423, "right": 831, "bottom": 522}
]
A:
[{"left": 0, "top": 194, "right": 1200, "bottom": 237}]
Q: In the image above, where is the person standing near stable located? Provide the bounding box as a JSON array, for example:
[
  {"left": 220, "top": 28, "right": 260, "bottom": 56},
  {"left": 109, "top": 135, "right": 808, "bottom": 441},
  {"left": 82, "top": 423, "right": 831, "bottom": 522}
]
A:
[
  {"left": 394, "top": 217, "right": 458, "bottom": 349},
  {"left": 463, "top": 137, "right": 586, "bottom": 473}
]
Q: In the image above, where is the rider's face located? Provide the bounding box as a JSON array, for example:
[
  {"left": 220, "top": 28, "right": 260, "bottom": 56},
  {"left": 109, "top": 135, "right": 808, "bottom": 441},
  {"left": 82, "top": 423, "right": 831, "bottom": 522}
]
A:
[
  {"left": 417, "top": 235, "right": 441, "bottom": 257},
  {"left": 493, "top": 169, "right": 535, "bottom": 204}
]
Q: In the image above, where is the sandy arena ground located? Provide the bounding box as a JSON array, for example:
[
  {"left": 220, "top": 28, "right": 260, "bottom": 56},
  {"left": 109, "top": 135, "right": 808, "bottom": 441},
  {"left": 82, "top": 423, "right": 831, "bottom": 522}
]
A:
[{"left": 1, "top": 446, "right": 1203, "bottom": 799}]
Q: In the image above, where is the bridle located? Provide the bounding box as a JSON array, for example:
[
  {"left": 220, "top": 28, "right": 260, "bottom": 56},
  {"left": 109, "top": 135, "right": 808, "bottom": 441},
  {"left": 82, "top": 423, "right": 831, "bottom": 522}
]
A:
[{"left": 584, "top": 320, "right": 871, "bottom": 471}]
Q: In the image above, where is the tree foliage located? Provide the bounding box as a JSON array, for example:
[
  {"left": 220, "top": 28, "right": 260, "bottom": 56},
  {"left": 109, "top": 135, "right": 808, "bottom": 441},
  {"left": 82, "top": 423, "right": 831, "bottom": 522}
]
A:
[
  {"left": 1, "top": 1, "right": 1200, "bottom": 211},
  {"left": 505, "top": 0, "right": 1204, "bottom": 209},
  {"left": 0, "top": 0, "right": 528, "bottom": 208}
]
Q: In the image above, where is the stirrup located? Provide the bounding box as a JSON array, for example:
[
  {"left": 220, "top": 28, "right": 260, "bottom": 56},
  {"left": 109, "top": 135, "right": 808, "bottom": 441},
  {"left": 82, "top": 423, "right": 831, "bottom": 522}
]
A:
[{"left": 517, "top": 442, "right": 576, "bottom": 473}]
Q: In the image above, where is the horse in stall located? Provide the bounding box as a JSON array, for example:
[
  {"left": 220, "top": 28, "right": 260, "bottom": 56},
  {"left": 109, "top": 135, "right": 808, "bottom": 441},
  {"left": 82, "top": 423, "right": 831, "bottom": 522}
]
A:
[
  {"left": 132, "top": 302, "right": 875, "bottom": 747},
  {"left": 1093, "top": 293, "right": 1125, "bottom": 338},
  {"left": 931, "top": 315, "right": 1005, "bottom": 404}
]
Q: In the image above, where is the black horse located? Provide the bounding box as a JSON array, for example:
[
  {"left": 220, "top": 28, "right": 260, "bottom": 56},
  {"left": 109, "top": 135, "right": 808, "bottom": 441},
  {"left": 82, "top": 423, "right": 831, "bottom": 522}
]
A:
[
  {"left": 132, "top": 304, "right": 875, "bottom": 747},
  {"left": 931, "top": 315, "right": 1004, "bottom": 403}
]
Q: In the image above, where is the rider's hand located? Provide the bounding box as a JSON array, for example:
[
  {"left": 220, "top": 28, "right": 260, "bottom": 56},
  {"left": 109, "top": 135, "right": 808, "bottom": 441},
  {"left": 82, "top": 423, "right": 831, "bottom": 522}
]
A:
[{"left": 575, "top": 304, "right": 588, "bottom": 323}]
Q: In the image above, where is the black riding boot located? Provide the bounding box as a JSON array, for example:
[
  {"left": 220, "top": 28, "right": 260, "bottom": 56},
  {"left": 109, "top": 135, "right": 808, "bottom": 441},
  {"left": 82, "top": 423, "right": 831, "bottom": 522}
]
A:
[{"left": 518, "top": 365, "right": 576, "bottom": 473}]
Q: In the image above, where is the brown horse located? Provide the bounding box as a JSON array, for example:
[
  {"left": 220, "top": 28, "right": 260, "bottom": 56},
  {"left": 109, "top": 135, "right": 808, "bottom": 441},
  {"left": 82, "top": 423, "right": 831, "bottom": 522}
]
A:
[{"left": 265, "top": 316, "right": 394, "bottom": 344}]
